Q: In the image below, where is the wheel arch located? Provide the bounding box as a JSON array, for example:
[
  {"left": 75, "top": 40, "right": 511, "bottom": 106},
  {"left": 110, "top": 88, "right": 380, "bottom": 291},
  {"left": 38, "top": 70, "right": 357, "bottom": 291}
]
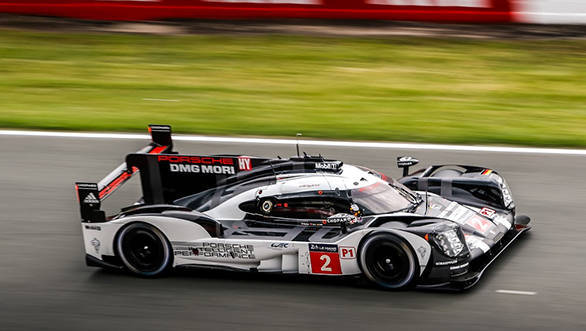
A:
[
  {"left": 110, "top": 215, "right": 214, "bottom": 265},
  {"left": 358, "top": 228, "right": 431, "bottom": 277},
  {"left": 114, "top": 221, "right": 174, "bottom": 277}
]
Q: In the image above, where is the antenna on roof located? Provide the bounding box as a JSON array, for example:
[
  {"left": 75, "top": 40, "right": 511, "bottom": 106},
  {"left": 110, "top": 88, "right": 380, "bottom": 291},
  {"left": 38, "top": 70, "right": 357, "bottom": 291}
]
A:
[{"left": 296, "top": 133, "right": 302, "bottom": 157}]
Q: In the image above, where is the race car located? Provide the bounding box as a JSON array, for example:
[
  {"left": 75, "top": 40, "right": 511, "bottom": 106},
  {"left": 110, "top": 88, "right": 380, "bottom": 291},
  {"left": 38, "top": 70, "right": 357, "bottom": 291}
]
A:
[{"left": 75, "top": 125, "right": 531, "bottom": 290}]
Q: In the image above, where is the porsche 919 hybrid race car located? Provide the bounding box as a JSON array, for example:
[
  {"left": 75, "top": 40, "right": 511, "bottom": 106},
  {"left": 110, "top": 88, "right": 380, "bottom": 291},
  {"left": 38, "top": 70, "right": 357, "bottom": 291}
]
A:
[{"left": 75, "top": 125, "right": 531, "bottom": 290}]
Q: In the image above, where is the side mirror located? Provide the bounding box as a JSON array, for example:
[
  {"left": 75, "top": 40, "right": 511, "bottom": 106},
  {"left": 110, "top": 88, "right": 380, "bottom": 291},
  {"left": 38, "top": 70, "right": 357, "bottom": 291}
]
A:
[{"left": 397, "top": 156, "right": 419, "bottom": 177}]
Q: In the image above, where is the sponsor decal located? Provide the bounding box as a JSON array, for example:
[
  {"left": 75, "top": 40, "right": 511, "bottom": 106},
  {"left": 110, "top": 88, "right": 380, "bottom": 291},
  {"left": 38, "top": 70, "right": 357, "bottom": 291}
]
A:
[
  {"left": 438, "top": 201, "right": 495, "bottom": 233},
  {"left": 169, "top": 163, "right": 235, "bottom": 175},
  {"left": 83, "top": 192, "right": 99, "bottom": 204},
  {"left": 396, "top": 156, "right": 419, "bottom": 168},
  {"left": 309, "top": 243, "right": 338, "bottom": 253},
  {"left": 325, "top": 213, "right": 360, "bottom": 225},
  {"left": 90, "top": 238, "right": 100, "bottom": 254},
  {"left": 315, "top": 162, "right": 340, "bottom": 170},
  {"left": 450, "top": 262, "right": 469, "bottom": 271},
  {"left": 417, "top": 246, "right": 427, "bottom": 259},
  {"left": 84, "top": 225, "right": 101, "bottom": 231},
  {"left": 238, "top": 156, "right": 252, "bottom": 171},
  {"left": 481, "top": 169, "right": 493, "bottom": 175},
  {"left": 148, "top": 125, "right": 171, "bottom": 132},
  {"left": 159, "top": 155, "right": 237, "bottom": 175},
  {"left": 157, "top": 155, "right": 234, "bottom": 165},
  {"left": 77, "top": 183, "right": 98, "bottom": 189},
  {"left": 173, "top": 242, "right": 255, "bottom": 259},
  {"left": 435, "top": 260, "right": 458, "bottom": 266},
  {"left": 467, "top": 215, "right": 493, "bottom": 233},
  {"left": 493, "top": 175, "right": 514, "bottom": 207},
  {"left": 493, "top": 215, "right": 512, "bottom": 229},
  {"left": 502, "top": 187, "right": 513, "bottom": 206},
  {"left": 340, "top": 246, "right": 356, "bottom": 259},
  {"left": 479, "top": 207, "right": 496, "bottom": 219},
  {"left": 270, "top": 242, "right": 289, "bottom": 249},
  {"left": 299, "top": 183, "right": 320, "bottom": 189},
  {"left": 465, "top": 236, "right": 490, "bottom": 253},
  {"left": 309, "top": 243, "right": 342, "bottom": 274}
]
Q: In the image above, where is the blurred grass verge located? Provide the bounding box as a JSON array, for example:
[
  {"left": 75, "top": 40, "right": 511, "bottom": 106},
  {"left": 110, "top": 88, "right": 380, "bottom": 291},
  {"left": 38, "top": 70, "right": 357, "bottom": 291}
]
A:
[{"left": 0, "top": 29, "right": 584, "bottom": 147}]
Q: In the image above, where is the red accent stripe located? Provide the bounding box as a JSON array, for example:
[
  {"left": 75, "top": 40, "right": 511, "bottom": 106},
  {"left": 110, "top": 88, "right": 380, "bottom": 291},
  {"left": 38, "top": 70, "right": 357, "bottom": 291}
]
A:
[
  {"left": 359, "top": 181, "right": 381, "bottom": 192},
  {"left": 149, "top": 146, "right": 167, "bottom": 154},
  {"left": 98, "top": 147, "right": 164, "bottom": 199},
  {"left": 99, "top": 171, "right": 131, "bottom": 199}
]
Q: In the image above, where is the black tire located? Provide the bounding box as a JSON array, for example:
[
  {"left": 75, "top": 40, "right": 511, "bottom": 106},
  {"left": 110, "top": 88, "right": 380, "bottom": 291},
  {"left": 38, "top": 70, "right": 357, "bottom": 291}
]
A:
[
  {"left": 116, "top": 223, "right": 173, "bottom": 277},
  {"left": 358, "top": 233, "right": 418, "bottom": 290}
]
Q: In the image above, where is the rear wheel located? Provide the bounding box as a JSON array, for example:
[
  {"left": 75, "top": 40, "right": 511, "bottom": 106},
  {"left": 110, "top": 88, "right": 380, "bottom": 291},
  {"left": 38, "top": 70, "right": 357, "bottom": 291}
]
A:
[
  {"left": 359, "top": 233, "right": 418, "bottom": 290},
  {"left": 116, "top": 223, "right": 172, "bottom": 277}
]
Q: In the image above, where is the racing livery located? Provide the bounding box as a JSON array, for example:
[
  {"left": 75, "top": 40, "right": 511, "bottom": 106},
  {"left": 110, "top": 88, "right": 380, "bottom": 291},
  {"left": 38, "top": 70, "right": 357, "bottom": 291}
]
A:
[{"left": 75, "top": 125, "right": 531, "bottom": 290}]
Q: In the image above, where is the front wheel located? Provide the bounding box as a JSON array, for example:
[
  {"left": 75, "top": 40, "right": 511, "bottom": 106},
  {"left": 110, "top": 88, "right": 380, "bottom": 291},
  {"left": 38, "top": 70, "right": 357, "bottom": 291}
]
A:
[
  {"left": 358, "top": 233, "right": 418, "bottom": 290},
  {"left": 116, "top": 223, "right": 173, "bottom": 277}
]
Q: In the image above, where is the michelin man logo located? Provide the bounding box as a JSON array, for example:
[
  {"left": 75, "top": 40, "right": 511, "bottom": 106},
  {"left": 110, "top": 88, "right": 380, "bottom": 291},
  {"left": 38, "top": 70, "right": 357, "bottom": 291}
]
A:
[{"left": 91, "top": 238, "right": 101, "bottom": 254}]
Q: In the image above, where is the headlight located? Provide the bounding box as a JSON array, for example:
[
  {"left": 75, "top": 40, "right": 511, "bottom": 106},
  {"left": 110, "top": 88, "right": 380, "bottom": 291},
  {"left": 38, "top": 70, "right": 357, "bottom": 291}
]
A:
[{"left": 433, "top": 229, "right": 464, "bottom": 257}]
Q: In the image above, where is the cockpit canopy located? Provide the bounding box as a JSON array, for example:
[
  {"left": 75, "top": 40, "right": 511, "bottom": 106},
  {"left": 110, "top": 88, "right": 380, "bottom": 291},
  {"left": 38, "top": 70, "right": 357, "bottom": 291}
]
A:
[{"left": 175, "top": 164, "right": 421, "bottom": 220}]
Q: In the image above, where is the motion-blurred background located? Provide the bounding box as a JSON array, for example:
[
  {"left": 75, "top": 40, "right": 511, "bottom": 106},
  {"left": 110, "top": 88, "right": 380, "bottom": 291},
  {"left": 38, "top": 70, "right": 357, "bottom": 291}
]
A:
[
  {"left": 0, "top": 1, "right": 585, "bottom": 331},
  {"left": 0, "top": 0, "right": 585, "bottom": 147}
]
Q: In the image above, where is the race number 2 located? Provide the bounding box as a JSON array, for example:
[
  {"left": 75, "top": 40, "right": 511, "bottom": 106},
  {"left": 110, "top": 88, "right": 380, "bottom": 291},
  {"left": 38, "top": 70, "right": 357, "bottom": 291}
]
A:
[{"left": 309, "top": 243, "right": 341, "bottom": 275}]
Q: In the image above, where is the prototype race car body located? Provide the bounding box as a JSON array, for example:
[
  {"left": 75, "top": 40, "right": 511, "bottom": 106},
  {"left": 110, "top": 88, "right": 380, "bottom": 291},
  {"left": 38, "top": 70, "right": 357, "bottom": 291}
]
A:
[{"left": 75, "top": 125, "right": 531, "bottom": 290}]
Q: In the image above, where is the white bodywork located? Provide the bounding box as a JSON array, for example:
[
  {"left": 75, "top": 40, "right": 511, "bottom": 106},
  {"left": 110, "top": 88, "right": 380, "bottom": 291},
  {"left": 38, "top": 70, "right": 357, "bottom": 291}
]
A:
[
  {"left": 82, "top": 164, "right": 505, "bottom": 278},
  {"left": 82, "top": 217, "right": 431, "bottom": 277}
]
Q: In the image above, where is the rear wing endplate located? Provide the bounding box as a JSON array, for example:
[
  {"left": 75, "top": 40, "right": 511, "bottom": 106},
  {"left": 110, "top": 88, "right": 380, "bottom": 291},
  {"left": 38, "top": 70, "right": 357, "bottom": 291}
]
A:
[{"left": 75, "top": 124, "right": 173, "bottom": 222}]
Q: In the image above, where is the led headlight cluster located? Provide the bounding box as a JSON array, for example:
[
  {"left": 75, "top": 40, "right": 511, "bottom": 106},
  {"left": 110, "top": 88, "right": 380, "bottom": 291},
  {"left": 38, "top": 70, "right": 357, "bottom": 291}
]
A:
[{"left": 433, "top": 229, "right": 464, "bottom": 257}]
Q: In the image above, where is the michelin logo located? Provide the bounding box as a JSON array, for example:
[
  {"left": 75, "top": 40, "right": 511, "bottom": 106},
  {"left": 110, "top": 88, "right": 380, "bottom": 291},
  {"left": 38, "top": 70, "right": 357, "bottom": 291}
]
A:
[{"left": 169, "top": 164, "right": 235, "bottom": 175}]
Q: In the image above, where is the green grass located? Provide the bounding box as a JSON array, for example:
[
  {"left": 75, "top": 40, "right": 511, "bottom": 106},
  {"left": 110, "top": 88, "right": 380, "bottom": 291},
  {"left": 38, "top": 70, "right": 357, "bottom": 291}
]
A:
[{"left": 0, "top": 29, "right": 585, "bottom": 147}]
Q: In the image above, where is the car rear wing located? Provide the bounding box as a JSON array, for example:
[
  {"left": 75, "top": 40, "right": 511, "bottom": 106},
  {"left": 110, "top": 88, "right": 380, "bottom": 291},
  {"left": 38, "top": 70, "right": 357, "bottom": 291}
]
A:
[{"left": 75, "top": 124, "right": 173, "bottom": 222}]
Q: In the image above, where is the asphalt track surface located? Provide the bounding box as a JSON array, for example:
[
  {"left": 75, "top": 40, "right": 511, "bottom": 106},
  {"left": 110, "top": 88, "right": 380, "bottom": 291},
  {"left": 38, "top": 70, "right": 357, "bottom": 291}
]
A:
[{"left": 1, "top": 135, "right": 585, "bottom": 331}]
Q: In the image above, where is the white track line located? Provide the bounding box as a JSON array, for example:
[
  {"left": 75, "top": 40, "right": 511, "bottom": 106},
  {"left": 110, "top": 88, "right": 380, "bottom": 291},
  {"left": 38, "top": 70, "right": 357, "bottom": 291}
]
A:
[
  {"left": 1, "top": 129, "right": 586, "bottom": 155},
  {"left": 496, "top": 290, "right": 537, "bottom": 296}
]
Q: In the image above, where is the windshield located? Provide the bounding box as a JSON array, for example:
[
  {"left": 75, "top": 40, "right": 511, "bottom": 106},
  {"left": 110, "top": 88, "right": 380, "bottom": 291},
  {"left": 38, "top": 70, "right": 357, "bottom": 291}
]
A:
[{"left": 351, "top": 181, "right": 417, "bottom": 215}]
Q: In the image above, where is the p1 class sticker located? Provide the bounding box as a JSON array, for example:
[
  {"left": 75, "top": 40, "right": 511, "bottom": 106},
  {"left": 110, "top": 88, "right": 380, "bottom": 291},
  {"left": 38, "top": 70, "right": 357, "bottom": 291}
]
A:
[
  {"left": 340, "top": 246, "right": 356, "bottom": 259},
  {"left": 467, "top": 215, "right": 493, "bottom": 233},
  {"left": 309, "top": 244, "right": 341, "bottom": 275},
  {"left": 479, "top": 207, "right": 496, "bottom": 219}
]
